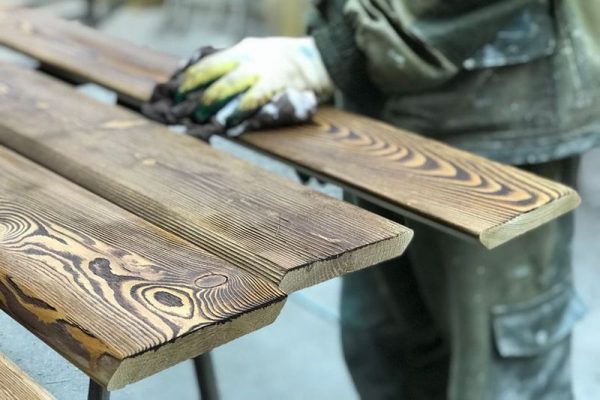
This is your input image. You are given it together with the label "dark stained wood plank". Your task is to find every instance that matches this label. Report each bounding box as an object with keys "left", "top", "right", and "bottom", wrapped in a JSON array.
[
  {"left": 0, "top": 353, "right": 54, "bottom": 400},
  {"left": 0, "top": 8, "right": 580, "bottom": 248},
  {"left": 0, "top": 146, "right": 285, "bottom": 389},
  {"left": 0, "top": 65, "right": 411, "bottom": 292}
]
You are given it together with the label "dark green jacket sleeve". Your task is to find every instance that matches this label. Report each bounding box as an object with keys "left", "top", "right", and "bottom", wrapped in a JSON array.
[{"left": 309, "top": 0, "right": 536, "bottom": 96}]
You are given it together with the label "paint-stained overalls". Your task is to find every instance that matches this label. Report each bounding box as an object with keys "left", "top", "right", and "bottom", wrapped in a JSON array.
[{"left": 308, "top": 1, "right": 600, "bottom": 398}]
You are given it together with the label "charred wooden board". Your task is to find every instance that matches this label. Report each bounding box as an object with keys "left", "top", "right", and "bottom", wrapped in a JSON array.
[
  {"left": 0, "top": 8, "right": 580, "bottom": 248},
  {"left": 0, "top": 353, "right": 54, "bottom": 399},
  {"left": 0, "top": 65, "right": 411, "bottom": 292},
  {"left": 0, "top": 146, "right": 285, "bottom": 389}
]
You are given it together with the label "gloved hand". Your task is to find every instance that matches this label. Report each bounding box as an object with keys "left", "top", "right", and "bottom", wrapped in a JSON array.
[{"left": 178, "top": 36, "right": 334, "bottom": 118}]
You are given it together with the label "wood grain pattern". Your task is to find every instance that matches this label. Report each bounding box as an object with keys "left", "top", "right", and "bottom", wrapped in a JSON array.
[
  {"left": 0, "top": 8, "right": 580, "bottom": 248},
  {"left": 243, "top": 110, "right": 581, "bottom": 248},
  {"left": 0, "top": 146, "right": 285, "bottom": 389},
  {"left": 0, "top": 65, "right": 410, "bottom": 292},
  {"left": 0, "top": 353, "right": 54, "bottom": 400}
]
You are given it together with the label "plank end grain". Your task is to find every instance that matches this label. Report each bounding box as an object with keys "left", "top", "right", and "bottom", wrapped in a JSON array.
[
  {"left": 480, "top": 190, "right": 581, "bottom": 249},
  {"left": 280, "top": 228, "right": 413, "bottom": 293},
  {"left": 0, "top": 353, "right": 54, "bottom": 400}
]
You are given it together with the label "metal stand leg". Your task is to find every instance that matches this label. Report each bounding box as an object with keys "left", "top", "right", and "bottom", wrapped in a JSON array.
[
  {"left": 193, "top": 352, "right": 220, "bottom": 400},
  {"left": 83, "top": 0, "right": 96, "bottom": 26},
  {"left": 81, "top": 0, "right": 126, "bottom": 27},
  {"left": 88, "top": 379, "right": 110, "bottom": 400}
]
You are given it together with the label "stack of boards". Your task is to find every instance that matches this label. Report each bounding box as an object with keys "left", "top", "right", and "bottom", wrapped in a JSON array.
[{"left": 0, "top": 6, "right": 580, "bottom": 392}]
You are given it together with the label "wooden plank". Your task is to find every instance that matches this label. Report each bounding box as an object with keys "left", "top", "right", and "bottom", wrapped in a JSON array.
[
  {"left": 0, "top": 353, "right": 54, "bottom": 400},
  {"left": 0, "top": 8, "right": 580, "bottom": 248},
  {"left": 0, "top": 65, "right": 411, "bottom": 292},
  {"left": 243, "top": 110, "right": 581, "bottom": 248},
  {"left": 0, "top": 145, "right": 285, "bottom": 389},
  {"left": 0, "top": 7, "right": 179, "bottom": 103}
]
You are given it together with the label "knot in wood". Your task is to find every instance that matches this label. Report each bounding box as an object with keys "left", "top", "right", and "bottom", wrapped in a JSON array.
[{"left": 194, "top": 274, "right": 228, "bottom": 288}]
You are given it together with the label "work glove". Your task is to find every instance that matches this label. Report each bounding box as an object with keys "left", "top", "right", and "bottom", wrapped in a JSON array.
[
  {"left": 177, "top": 37, "right": 334, "bottom": 135},
  {"left": 141, "top": 42, "right": 331, "bottom": 184}
]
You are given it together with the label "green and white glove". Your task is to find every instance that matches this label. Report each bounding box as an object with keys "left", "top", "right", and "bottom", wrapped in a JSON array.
[{"left": 178, "top": 37, "right": 334, "bottom": 115}]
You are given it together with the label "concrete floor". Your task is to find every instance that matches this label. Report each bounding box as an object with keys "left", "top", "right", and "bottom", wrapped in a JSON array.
[{"left": 0, "top": 2, "right": 599, "bottom": 399}]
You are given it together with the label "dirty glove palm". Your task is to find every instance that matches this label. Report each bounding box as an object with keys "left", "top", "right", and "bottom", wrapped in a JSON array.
[{"left": 179, "top": 37, "right": 334, "bottom": 113}]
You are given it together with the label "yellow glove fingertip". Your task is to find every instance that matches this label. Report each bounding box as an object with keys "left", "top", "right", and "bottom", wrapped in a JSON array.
[
  {"left": 238, "top": 97, "right": 258, "bottom": 112},
  {"left": 180, "top": 59, "right": 240, "bottom": 93},
  {"left": 179, "top": 78, "right": 196, "bottom": 93},
  {"left": 203, "top": 74, "right": 260, "bottom": 106},
  {"left": 202, "top": 91, "right": 219, "bottom": 106},
  {"left": 202, "top": 85, "right": 226, "bottom": 105}
]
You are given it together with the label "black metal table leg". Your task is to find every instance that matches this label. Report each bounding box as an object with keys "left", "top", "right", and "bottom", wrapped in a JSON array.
[
  {"left": 193, "top": 352, "right": 220, "bottom": 400},
  {"left": 83, "top": 0, "right": 96, "bottom": 25},
  {"left": 88, "top": 379, "right": 110, "bottom": 400}
]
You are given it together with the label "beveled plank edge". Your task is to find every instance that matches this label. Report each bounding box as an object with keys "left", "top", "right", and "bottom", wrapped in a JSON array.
[
  {"left": 480, "top": 191, "right": 581, "bottom": 249},
  {"left": 0, "top": 352, "right": 55, "bottom": 400},
  {"left": 280, "top": 228, "right": 413, "bottom": 293},
  {"left": 107, "top": 295, "right": 286, "bottom": 390}
]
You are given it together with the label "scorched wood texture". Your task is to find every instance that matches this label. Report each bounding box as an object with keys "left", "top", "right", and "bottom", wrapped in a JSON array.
[{"left": 0, "top": 146, "right": 285, "bottom": 389}]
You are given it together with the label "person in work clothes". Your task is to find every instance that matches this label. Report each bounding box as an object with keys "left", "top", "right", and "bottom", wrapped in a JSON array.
[{"left": 176, "top": 1, "right": 599, "bottom": 399}]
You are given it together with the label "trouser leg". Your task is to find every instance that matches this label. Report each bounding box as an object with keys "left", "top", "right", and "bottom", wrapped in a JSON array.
[
  {"left": 341, "top": 156, "right": 585, "bottom": 400},
  {"left": 407, "top": 198, "right": 582, "bottom": 400},
  {"left": 341, "top": 193, "right": 449, "bottom": 400}
]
